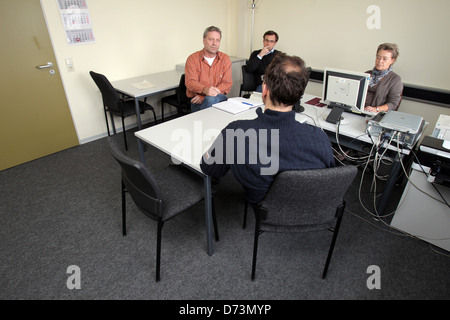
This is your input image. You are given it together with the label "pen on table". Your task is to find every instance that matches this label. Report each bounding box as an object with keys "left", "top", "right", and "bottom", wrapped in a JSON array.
[{"left": 241, "top": 101, "right": 253, "bottom": 106}]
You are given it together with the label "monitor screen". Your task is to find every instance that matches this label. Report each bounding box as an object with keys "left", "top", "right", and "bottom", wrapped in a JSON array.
[{"left": 322, "top": 68, "right": 370, "bottom": 113}]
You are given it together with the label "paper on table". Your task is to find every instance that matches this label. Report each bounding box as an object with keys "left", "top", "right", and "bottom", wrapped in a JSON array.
[
  {"left": 213, "top": 97, "right": 263, "bottom": 114},
  {"left": 132, "top": 79, "right": 157, "bottom": 90}
]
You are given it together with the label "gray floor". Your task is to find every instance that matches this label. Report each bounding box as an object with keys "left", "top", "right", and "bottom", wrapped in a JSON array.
[{"left": 1, "top": 131, "right": 449, "bottom": 301}]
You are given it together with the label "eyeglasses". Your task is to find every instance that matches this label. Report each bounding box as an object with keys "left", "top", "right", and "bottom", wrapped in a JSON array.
[{"left": 264, "top": 39, "right": 277, "bottom": 43}]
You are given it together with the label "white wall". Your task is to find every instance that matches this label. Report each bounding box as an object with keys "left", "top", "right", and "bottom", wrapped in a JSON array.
[
  {"left": 248, "top": 0, "right": 450, "bottom": 136},
  {"left": 41, "top": 0, "right": 449, "bottom": 143},
  {"left": 40, "top": 0, "right": 244, "bottom": 143}
]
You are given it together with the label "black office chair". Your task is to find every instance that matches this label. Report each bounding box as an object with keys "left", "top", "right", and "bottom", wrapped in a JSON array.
[
  {"left": 160, "top": 74, "right": 191, "bottom": 122},
  {"left": 239, "top": 64, "right": 258, "bottom": 98},
  {"left": 90, "top": 71, "right": 157, "bottom": 150},
  {"left": 106, "top": 137, "right": 219, "bottom": 281},
  {"left": 244, "top": 165, "right": 357, "bottom": 280}
]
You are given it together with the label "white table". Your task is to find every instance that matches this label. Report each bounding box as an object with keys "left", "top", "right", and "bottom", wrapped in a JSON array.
[
  {"left": 112, "top": 70, "right": 184, "bottom": 129},
  {"left": 135, "top": 93, "right": 425, "bottom": 255},
  {"left": 134, "top": 94, "right": 370, "bottom": 256}
]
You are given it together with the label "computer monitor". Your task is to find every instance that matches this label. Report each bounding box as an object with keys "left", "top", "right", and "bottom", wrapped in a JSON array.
[{"left": 322, "top": 68, "right": 370, "bottom": 124}]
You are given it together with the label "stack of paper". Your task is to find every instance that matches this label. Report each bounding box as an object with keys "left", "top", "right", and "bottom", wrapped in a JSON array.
[
  {"left": 132, "top": 79, "right": 157, "bottom": 90},
  {"left": 213, "top": 97, "right": 263, "bottom": 114}
]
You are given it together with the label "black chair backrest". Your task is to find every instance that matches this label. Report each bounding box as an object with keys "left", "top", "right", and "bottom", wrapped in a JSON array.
[
  {"left": 107, "top": 137, "right": 163, "bottom": 219},
  {"left": 241, "top": 65, "right": 257, "bottom": 92},
  {"left": 260, "top": 166, "right": 357, "bottom": 230},
  {"left": 90, "top": 71, "right": 122, "bottom": 112},
  {"left": 178, "top": 74, "right": 190, "bottom": 104}
]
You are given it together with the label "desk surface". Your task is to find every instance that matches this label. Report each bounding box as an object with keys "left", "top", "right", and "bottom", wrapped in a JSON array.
[
  {"left": 112, "top": 69, "right": 183, "bottom": 99},
  {"left": 135, "top": 93, "right": 421, "bottom": 169},
  {"left": 134, "top": 93, "right": 373, "bottom": 171},
  {"left": 135, "top": 105, "right": 258, "bottom": 173},
  {"left": 299, "top": 94, "right": 371, "bottom": 142},
  {"left": 298, "top": 94, "right": 424, "bottom": 154}
]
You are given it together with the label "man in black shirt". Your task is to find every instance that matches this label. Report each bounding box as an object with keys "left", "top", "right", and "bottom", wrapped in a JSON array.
[{"left": 246, "top": 30, "right": 280, "bottom": 92}]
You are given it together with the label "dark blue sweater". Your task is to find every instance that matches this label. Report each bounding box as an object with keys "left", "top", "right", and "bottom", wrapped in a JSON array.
[{"left": 200, "top": 108, "right": 335, "bottom": 204}]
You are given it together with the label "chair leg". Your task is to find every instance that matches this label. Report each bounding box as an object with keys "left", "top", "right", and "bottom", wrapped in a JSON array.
[
  {"left": 109, "top": 112, "right": 117, "bottom": 135},
  {"left": 243, "top": 199, "right": 248, "bottom": 229},
  {"left": 152, "top": 109, "right": 158, "bottom": 125},
  {"left": 212, "top": 197, "right": 219, "bottom": 242},
  {"left": 251, "top": 220, "right": 260, "bottom": 281},
  {"left": 322, "top": 203, "right": 345, "bottom": 279},
  {"left": 156, "top": 219, "right": 164, "bottom": 282},
  {"left": 121, "top": 115, "right": 128, "bottom": 151},
  {"left": 161, "top": 101, "right": 165, "bottom": 122},
  {"left": 144, "top": 97, "right": 157, "bottom": 125},
  {"left": 121, "top": 180, "right": 127, "bottom": 236},
  {"left": 104, "top": 109, "right": 111, "bottom": 136}
]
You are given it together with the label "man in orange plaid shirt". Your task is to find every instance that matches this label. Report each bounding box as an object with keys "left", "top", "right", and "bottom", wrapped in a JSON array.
[{"left": 185, "top": 26, "right": 233, "bottom": 112}]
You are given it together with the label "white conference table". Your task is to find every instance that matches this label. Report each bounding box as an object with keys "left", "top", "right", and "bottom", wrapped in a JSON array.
[
  {"left": 133, "top": 93, "right": 371, "bottom": 256},
  {"left": 134, "top": 93, "right": 422, "bottom": 255},
  {"left": 111, "top": 69, "right": 184, "bottom": 129}
]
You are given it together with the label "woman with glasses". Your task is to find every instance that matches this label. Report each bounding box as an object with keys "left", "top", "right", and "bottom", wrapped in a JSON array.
[{"left": 364, "top": 43, "right": 403, "bottom": 113}]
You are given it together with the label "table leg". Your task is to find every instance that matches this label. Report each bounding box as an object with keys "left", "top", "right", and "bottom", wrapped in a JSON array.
[
  {"left": 204, "top": 175, "right": 213, "bottom": 256},
  {"left": 134, "top": 98, "right": 142, "bottom": 130}
]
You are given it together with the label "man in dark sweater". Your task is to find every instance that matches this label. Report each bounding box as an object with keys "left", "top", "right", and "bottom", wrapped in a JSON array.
[
  {"left": 246, "top": 30, "right": 280, "bottom": 92},
  {"left": 200, "top": 53, "right": 335, "bottom": 204}
]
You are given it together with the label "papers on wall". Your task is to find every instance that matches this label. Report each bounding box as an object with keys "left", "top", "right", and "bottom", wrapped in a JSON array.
[
  {"left": 57, "top": 0, "right": 96, "bottom": 45},
  {"left": 131, "top": 80, "right": 157, "bottom": 90},
  {"left": 213, "top": 97, "right": 263, "bottom": 114}
]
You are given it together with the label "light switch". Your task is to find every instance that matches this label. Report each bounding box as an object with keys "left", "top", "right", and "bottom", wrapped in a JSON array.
[{"left": 65, "top": 57, "right": 74, "bottom": 72}]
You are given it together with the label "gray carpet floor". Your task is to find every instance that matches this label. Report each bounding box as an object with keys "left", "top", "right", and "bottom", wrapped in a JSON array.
[{"left": 1, "top": 130, "right": 449, "bottom": 301}]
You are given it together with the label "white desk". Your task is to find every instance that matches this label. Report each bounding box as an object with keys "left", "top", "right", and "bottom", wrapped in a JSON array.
[
  {"left": 391, "top": 162, "right": 450, "bottom": 252},
  {"left": 134, "top": 94, "right": 424, "bottom": 255},
  {"left": 298, "top": 94, "right": 414, "bottom": 152},
  {"left": 112, "top": 70, "right": 184, "bottom": 129},
  {"left": 299, "top": 94, "right": 427, "bottom": 214},
  {"left": 135, "top": 106, "right": 258, "bottom": 256},
  {"left": 133, "top": 95, "right": 371, "bottom": 256}
]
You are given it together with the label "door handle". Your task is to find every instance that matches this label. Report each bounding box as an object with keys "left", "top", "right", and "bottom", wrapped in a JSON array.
[{"left": 36, "top": 62, "right": 53, "bottom": 69}]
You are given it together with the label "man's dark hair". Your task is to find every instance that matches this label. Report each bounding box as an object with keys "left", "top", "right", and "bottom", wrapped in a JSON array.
[
  {"left": 263, "top": 30, "right": 279, "bottom": 42},
  {"left": 264, "top": 52, "right": 309, "bottom": 107}
]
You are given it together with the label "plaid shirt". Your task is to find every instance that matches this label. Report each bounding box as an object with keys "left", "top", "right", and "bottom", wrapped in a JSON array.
[{"left": 185, "top": 49, "right": 233, "bottom": 102}]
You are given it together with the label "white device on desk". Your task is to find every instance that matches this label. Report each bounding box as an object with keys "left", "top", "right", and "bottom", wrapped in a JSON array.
[{"left": 365, "top": 110, "right": 424, "bottom": 148}]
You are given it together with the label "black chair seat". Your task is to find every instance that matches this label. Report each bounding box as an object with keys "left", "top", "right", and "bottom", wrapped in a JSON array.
[{"left": 152, "top": 165, "right": 205, "bottom": 221}]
